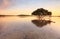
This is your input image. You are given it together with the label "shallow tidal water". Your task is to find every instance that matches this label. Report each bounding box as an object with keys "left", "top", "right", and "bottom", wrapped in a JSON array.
[{"left": 0, "top": 16, "right": 60, "bottom": 39}]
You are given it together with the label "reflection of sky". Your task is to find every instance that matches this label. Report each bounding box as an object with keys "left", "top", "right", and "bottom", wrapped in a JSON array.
[
  {"left": 0, "top": 17, "right": 60, "bottom": 39},
  {"left": 0, "top": 0, "right": 60, "bottom": 16}
]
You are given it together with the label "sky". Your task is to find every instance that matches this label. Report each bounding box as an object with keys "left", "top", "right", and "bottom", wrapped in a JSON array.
[{"left": 0, "top": 0, "right": 60, "bottom": 16}]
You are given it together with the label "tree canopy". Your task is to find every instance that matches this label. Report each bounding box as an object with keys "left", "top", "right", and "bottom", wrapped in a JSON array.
[{"left": 32, "top": 8, "right": 52, "bottom": 16}]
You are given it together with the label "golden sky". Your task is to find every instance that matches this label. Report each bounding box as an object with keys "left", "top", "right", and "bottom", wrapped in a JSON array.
[{"left": 0, "top": 0, "right": 60, "bottom": 16}]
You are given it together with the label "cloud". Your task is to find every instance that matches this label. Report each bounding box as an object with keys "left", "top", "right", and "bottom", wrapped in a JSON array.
[{"left": 0, "top": 0, "right": 14, "bottom": 9}]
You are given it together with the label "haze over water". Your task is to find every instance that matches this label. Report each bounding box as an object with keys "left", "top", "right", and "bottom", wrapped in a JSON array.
[
  {"left": 0, "top": 16, "right": 60, "bottom": 39},
  {"left": 0, "top": 0, "right": 60, "bottom": 39}
]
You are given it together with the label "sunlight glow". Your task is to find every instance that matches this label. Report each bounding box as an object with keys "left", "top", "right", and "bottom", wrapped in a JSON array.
[{"left": 0, "top": 0, "right": 60, "bottom": 16}]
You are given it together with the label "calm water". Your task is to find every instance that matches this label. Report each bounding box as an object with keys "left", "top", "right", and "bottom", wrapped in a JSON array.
[{"left": 0, "top": 16, "right": 60, "bottom": 39}]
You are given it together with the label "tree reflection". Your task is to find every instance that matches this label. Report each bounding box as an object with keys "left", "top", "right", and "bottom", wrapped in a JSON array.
[{"left": 31, "top": 19, "right": 54, "bottom": 27}]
